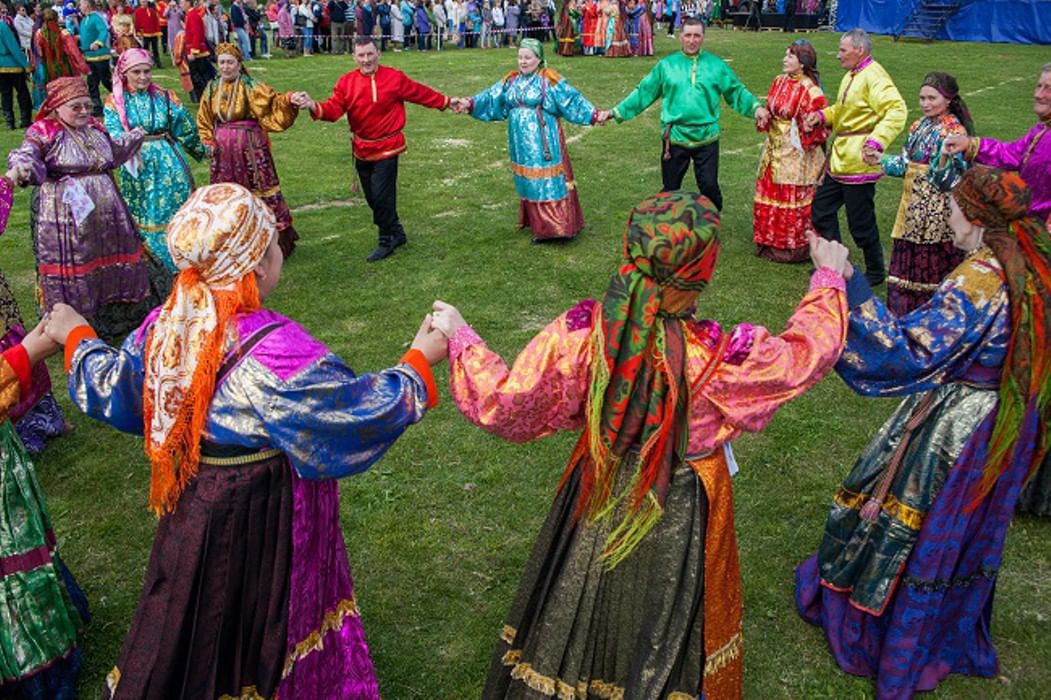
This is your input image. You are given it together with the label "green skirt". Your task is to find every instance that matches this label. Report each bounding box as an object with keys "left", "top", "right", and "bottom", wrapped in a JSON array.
[
  {"left": 0, "top": 420, "right": 86, "bottom": 685},
  {"left": 483, "top": 457, "right": 709, "bottom": 699}
]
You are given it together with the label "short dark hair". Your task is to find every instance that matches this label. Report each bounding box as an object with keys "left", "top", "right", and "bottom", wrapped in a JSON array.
[
  {"left": 354, "top": 36, "right": 377, "bottom": 50},
  {"left": 682, "top": 16, "right": 705, "bottom": 30}
]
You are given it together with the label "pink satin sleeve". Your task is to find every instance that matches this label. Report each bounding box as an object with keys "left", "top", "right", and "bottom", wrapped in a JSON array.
[
  {"left": 688, "top": 284, "right": 847, "bottom": 449},
  {"left": 448, "top": 311, "right": 593, "bottom": 444}
]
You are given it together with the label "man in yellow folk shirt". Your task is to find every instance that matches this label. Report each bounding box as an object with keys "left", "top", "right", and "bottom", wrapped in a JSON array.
[{"left": 806, "top": 28, "right": 906, "bottom": 286}]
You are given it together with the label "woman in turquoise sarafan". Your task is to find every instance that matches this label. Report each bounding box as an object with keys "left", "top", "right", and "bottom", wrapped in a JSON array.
[
  {"left": 465, "top": 38, "right": 599, "bottom": 242},
  {"left": 104, "top": 48, "right": 206, "bottom": 272}
]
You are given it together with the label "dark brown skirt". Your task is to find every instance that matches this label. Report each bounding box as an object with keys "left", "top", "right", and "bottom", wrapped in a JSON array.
[
  {"left": 483, "top": 459, "right": 708, "bottom": 699},
  {"left": 102, "top": 452, "right": 292, "bottom": 700}
]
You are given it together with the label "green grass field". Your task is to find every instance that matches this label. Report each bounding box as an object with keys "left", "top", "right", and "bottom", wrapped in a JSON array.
[{"left": 1, "top": 28, "right": 1049, "bottom": 699}]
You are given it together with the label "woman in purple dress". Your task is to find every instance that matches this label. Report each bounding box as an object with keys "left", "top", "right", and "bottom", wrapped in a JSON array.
[{"left": 7, "top": 77, "right": 166, "bottom": 345}]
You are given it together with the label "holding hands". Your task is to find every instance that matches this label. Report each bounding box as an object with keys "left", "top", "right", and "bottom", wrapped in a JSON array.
[
  {"left": 43, "top": 303, "right": 89, "bottom": 347},
  {"left": 754, "top": 106, "right": 771, "bottom": 130},
  {"left": 21, "top": 316, "right": 61, "bottom": 365},
  {"left": 411, "top": 314, "right": 449, "bottom": 366},
  {"left": 449, "top": 97, "right": 471, "bottom": 114},
  {"left": 430, "top": 300, "right": 466, "bottom": 338},
  {"left": 861, "top": 144, "right": 882, "bottom": 166},
  {"left": 802, "top": 111, "right": 823, "bottom": 132},
  {"left": 290, "top": 91, "right": 316, "bottom": 113},
  {"left": 942, "top": 133, "right": 972, "bottom": 157},
  {"left": 807, "top": 232, "right": 853, "bottom": 280},
  {"left": 594, "top": 110, "right": 614, "bottom": 125},
  {"left": 5, "top": 163, "right": 29, "bottom": 186}
]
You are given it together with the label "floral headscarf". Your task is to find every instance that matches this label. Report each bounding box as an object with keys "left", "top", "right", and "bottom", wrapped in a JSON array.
[
  {"left": 561, "top": 191, "right": 721, "bottom": 566},
  {"left": 953, "top": 166, "right": 1051, "bottom": 506},
  {"left": 143, "top": 183, "right": 276, "bottom": 514}
]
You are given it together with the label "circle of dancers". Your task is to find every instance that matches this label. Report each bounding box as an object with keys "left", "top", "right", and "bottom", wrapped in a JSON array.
[{"left": 0, "top": 18, "right": 1049, "bottom": 700}]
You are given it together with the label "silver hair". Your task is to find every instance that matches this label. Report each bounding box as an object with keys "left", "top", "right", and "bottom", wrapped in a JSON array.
[
  {"left": 1043, "top": 62, "right": 1051, "bottom": 75},
  {"left": 842, "top": 28, "right": 872, "bottom": 54}
]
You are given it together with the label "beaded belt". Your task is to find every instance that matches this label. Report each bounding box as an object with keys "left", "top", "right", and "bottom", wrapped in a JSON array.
[{"left": 198, "top": 447, "right": 283, "bottom": 466}]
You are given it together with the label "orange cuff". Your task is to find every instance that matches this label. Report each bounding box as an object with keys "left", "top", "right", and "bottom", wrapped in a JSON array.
[
  {"left": 64, "top": 325, "right": 98, "bottom": 372},
  {"left": 400, "top": 348, "right": 439, "bottom": 409},
  {"left": 2, "top": 344, "right": 31, "bottom": 400}
]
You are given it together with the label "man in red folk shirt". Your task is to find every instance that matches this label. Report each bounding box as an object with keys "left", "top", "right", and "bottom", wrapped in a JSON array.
[
  {"left": 180, "top": 0, "right": 215, "bottom": 102},
  {"left": 292, "top": 36, "right": 453, "bottom": 262},
  {"left": 134, "top": 0, "right": 165, "bottom": 67}
]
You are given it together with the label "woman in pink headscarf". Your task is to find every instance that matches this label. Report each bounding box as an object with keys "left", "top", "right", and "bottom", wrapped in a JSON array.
[{"left": 104, "top": 48, "right": 207, "bottom": 272}]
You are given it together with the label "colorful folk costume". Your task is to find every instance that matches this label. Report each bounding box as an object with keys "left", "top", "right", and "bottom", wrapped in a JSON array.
[
  {"left": 105, "top": 49, "right": 207, "bottom": 272},
  {"left": 446, "top": 192, "right": 848, "bottom": 699},
  {"left": 603, "top": 0, "right": 632, "bottom": 57},
  {"left": 626, "top": 1, "right": 653, "bottom": 56},
  {"left": 308, "top": 60, "right": 450, "bottom": 262},
  {"left": 581, "top": 0, "right": 599, "bottom": 54},
  {"left": 31, "top": 9, "right": 87, "bottom": 108},
  {"left": 752, "top": 41, "right": 828, "bottom": 263},
  {"left": 8, "top": 77, "right": 165, "bottom": 346},
  {"left": 0, "top": 176, "right": 87, "bottom": 699},
  {"left": 197, "top": 43, "right": 300, "bottom": 258},
  {"left": 469, "top": 40, "right": 597, "bottom": 242},
  {"left": 812, "top": 53, "right": 907, "bottom": 285},
  {"left": 66, "top": 183, "right": 438, "bottom": 700},
  {"left": 795, "top": 167, "right": 1051, "bottom": 699},
  {"left": 0, "top": 178, "right": 66, "bottom": 454},
  {"left": 556, "top": 2, "right": 579, "bottom": 56},
  {"left": 613, "top": 48, "right": 762, "bottom": 211},
  {"left": 962, "top": 109, "right": 1051, "bottom": 517},
  {"left": 880, "top": 73, "right": 973, "bottom": 315}
]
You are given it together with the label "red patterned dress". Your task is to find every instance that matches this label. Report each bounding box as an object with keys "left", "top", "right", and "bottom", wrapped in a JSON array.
[{"left": 752, "top": 73, "right": 828, "bottom": 263}]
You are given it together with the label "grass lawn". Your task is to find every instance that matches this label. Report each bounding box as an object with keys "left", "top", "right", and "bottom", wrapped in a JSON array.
[{"left": 1, "top": 28, "right": 1049, "bottom": 699}]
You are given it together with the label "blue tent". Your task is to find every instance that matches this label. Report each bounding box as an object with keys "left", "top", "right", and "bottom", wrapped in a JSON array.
[{"left": 835, "top": 0, "right": 1051, "bottom": 45}]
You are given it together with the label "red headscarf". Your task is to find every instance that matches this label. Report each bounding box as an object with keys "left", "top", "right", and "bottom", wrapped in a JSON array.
[{"left": 34, "top": 76, "right": 89, "bottom": 122}]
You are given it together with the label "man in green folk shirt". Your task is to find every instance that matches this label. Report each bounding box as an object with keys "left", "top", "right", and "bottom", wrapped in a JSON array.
[{"left": 599, "top": 17, "right": 769, "bottom": 211}]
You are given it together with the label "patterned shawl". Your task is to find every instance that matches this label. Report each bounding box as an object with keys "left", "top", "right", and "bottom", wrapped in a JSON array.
[
  {"left": 953, "top": 166, "right": 1051, "bottom": 506},
  {"left": 561, "top": 191, "right": 721, "bottom": 567},
  {"left": 143, "top": 183, "right": 276, "bottom": 514}
]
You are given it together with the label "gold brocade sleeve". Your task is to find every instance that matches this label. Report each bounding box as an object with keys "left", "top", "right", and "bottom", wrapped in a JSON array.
[
  {"left": 248, "top": 81, "right": 299, "bottom": 134},
  {"left": 196, "top": 83, "right": 217, "bottom": 145}
]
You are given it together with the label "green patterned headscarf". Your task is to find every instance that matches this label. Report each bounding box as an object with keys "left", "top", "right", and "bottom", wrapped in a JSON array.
[
  {"left": 519, "top": 38, "right": 546, "bottom": 68},
  {"left": 562, "top": 191, "right": 721, "bottom": 567}
]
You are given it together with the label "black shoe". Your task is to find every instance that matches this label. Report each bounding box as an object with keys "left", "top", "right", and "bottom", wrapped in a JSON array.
[
  {"left": 366, "top": 245, "right": 395, "bottom": 262},
  {"left": 865, "top": 270, "right": 886, "bottom": 286},
  {"left": 391, "top": 232, "right": 407, "bottom": 249}
]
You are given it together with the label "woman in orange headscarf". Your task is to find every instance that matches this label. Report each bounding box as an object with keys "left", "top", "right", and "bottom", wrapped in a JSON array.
[{"left": 46, "top": 182, "right": 447, "bottom": 699}]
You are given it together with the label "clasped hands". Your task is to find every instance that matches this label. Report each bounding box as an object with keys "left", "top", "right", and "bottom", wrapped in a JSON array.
[
  {"left": 807, "top": 232, "right": 853, "bottom": 280},
  {"left": 409, "top": 301, "right": 469, "bottom": 366},
  {"left": 289, "top": 91, "right": 317, "bottom": 112},
  {"left": 17, "top": 304, "right": 89, "bottom": 366}
]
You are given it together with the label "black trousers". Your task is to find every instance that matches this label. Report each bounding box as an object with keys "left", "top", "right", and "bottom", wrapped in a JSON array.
[
  {"left": 811, "top": 177, "right": 885, "bottom": 279},
  {"left": 784, "top": 3, "right": 796, "bottom": 31},
  {"left": 661, "top": 141, "right": 722, "bottom": 211},
  {"left": 355, "top": 156, "right": 406, "bottom": 246},
  {"left": 86, "top": 59, "right": 113, "bottom": 116},
  {"left": 188, "top": 56, "right": 215, "bottom": 102},
  {"left": 142, "top": 35, "right": 164, "bottom": 66},
  {"left": 0, "top": 72, "right": 32, "bottom": 128}
]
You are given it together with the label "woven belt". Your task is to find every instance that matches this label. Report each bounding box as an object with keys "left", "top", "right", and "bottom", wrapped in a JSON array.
[
  {"left": 198, "top": 447, "right": 283, "bottom": 466},
  {"left": 141, "top": 133, "right": 171, "bottom": 142},
  {"left": 834, "top": 129, "right": 873, "bottom": 138}
]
